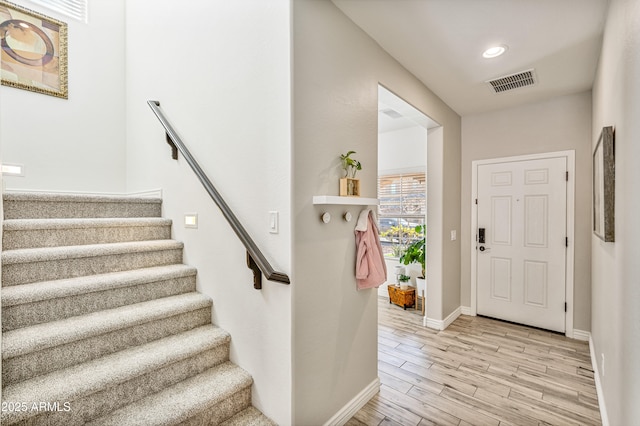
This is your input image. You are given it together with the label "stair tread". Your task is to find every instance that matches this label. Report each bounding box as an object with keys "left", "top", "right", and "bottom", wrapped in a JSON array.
[
  {"left": 87, "top": 361, "right": 252, "bottom": 426},
  {"left": 2, "top": 264, "right": 197, "bottom": 307},
  {"left": 3, "top": 192, "right": 162, "bottom": 204},
  {"left": 3, "top": 292, "right": 212, "bottom": 359},
  {"left": 1, "top": 326, "right": 231, "bottom": 423},
  {"left": 3, "top": 192, "right": 162, "bottom": 220},
  {"left": 1, "top": 192, "right": 260, "bottom": 426},
  {"left": 221, "top": 406, "right": 277, "bottom": 426},
  {"left": 3, "top": 217, "right": 172, "bottom": 231},
  {"left": 1, "top": 239, "right": 183, "bottom": 265}
]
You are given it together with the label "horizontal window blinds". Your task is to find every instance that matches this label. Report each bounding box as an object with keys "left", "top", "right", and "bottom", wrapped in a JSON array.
[
  {"left": 30, "top": 0, "right": 87, "bottom": 22},
  {"left": 378, "top": 172, "right": 426, "bottom": 217}
]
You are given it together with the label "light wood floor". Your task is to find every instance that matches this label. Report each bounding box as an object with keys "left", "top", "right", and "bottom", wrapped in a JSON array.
[{"left": 347, "top": 298, "right": 601, "bottom": 426}]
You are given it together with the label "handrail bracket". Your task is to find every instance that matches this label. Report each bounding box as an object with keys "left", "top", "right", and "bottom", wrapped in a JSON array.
[
  {"left": 166, "top": 133, "right": 178, "bottom": 160},
  {"left": 247, "top": 252, "right": 262, "bottom": 290},
  {"left": 147, "top": 99, "right": 290, "bottom": 289}
]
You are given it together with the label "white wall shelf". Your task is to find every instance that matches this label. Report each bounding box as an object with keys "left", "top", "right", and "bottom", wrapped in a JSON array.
[{"left": 312, "top": 195, "right": 379, "bottom": 206}]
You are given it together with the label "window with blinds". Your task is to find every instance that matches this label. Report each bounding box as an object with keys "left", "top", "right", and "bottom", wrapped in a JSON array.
[
  {"left": 377, "top": 172, "right": 426, "bottom": 257},
  {"left": 30, "top": 0, "right": 87, "bottom": 22}
]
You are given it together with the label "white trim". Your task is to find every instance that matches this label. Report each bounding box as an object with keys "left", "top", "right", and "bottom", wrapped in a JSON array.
[
  {"left": 572, "top": 329, "right": 590, "bottom": 342},
  {"left": 470, "top": 150, "right": 575, "bottom": 336},
  {"left": 425, "top": 317, "right": 439, "bottom": 329},
  {"left": 460, "top": 306, "right": 473, "bottom": 316},
  {"left": 126, "top": 189, "right": 163, "bottom": 198},
  {"left": 4, "top": 188, "right": 163, "bottom": 198},
  {"left": 565, "top": 152, "right": 576, "bottom": 336},
  {"left": 443, "top": 307, "right": 461, "bottom": 328},
  {"left": 324, "top": 377, "right": 380, "bottom": 426},
  {"left": 589, "top": 334, "right": 609, "bottom": 426},
  {"left": 426, "top": 307, "right": 461, "bottom": 330}
]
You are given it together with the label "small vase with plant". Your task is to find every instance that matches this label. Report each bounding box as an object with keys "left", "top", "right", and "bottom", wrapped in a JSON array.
[
  {"left": 398, "top": 274, "right": 411, "bottom": 290},
  {"left": 339, "top": 151, "right": 362, "bottom": 196},
  {"left": 340, "top": 150, "right": 362, "bottom": 178}
]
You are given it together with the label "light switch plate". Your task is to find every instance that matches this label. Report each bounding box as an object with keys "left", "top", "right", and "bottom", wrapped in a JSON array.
[
  {"left": 269, "top": 211, "right": 279, "bottom": 234},
  {"left": 451, "top": 230, "right": 457, "bottom": 241}
]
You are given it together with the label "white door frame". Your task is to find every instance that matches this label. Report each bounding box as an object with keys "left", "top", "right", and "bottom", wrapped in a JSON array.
[{"left": 470, "top": 150, "right": 576, "bottom": 337}]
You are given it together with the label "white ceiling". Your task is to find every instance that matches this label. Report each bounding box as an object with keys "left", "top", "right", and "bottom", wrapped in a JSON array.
[
  {"left": 379, "top": 85, "right": 440, "bottom": 133},
  {"left": 333, "top": 0, "right": 609, "bottom": 117}
]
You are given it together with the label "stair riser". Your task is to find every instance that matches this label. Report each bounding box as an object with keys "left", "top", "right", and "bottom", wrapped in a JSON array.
[
  {"left": 2, "top": 249, "right": 183, "bottom": 286},
  {"left": 3, "top": 225, "right": 172, "bottom": 250},
  {"left": 1, "top": 345, "right": 231, "bottom": 425},
  {"left": 3, "top": 307, "right": 216, "bottom": 386},
  {"left": 2, "top": 275, "right": 197, "bottom": 331},
  {"left": 1, "top": 193, "right": 264, "bottom": 426},
  {"left": 183, "top": 388, "right": 252, "bottom": 426},
  {"left": 220, "top": 406, "right": 277, "bottom": 426},
  {"left": 3, "top": 200, "right": 161, "bottom": 220}
]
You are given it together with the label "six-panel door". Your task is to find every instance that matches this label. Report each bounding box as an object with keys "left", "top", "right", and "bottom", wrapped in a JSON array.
[{"left": 477, "top": 157, "right": 567, "bottom": 332}]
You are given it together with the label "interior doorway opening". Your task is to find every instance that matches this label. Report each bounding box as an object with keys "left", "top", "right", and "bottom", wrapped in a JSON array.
[{"left": 377, "top": 84, "right": 438, "bottom": 320}]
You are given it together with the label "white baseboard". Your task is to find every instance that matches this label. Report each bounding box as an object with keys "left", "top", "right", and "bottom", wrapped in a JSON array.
[
  {"left": 425, "top": 317, "right": 438, "bottom": 329},
  {"left": 443, "top": 307, "right": 462, "bottom": 329},
  {"left": 460, "top": 306, "right": 473, "bottom": 316},
  {"left": 126, "top": 189, "right": 163, "bottom": 198},
  {"left": 425, "top": 307, "right": 461, "bottom": 331},
  {"left": 589, "top": 333, "right": 609, "bottom": 426},
  {"left": 4, "top": 188, "right": 163, "bottom": 198},
  {"left": 571, "top": 329, "right": 590, "bottom": 342},
  {"left": 324, "top": 377, "right": 380, "bottom": 426}
]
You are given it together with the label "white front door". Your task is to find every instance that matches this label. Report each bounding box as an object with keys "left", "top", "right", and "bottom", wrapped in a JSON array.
[{"left": 476, "top": 157, "right": 567, "bottom": 332}]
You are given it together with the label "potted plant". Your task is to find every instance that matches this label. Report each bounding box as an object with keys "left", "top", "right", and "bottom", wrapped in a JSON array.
[
  {"left": 400, "top": 225, "right": 426, "bottom": 305},
  {"left": 340, "top": 150, "right": 362, "bottom": 178},
  {"left": 398, "top": 274, "right": 411, "bottom": 290},
  {"left": 339, "top": 151, "right": 362, "bottom": 196},
  {"left": 400, "top": 225, "right": 425, "bottom": 278}
]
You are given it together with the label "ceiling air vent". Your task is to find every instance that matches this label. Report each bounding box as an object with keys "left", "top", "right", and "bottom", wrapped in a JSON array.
[
  {"left": 486, "top": 69, "right": 537, "bottom": 94},
  {"left": 381, "top": 108, "right": 403, "bottom": 119}
]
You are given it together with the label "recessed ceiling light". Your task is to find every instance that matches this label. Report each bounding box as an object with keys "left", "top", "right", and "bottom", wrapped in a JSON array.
[{"left": 483, "top": 45, "right": 508, "bottom": 59}]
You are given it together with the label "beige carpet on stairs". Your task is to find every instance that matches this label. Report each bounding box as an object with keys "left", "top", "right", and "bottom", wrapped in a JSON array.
[{"left": 1, "top": 191, "right": 275, "bottom": 426}]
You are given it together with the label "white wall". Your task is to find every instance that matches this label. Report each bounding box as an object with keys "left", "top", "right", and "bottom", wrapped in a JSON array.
[
  {"left": 426, "top": 126, "right": 445, "bottom": 321},
  {"left": 591, "top": 0, "right": 640, "bottom": 423},
  {"left": 124, "top": 1, "right": 292, "bottom": 424},
  {"left": 461, "top": 92, "right": 593, "bottom": 331},
  {"left": 0, "top": 0, "right": 126, "bottom": 193},
  {"left": 292, "top": 1, "right": 461, "bottom": 424},
  {"left": 378, "top": 125, "right": 426, "bottom": 298},
  {"left": 379, "top": 125, "right": 427, "bottom": 174}
]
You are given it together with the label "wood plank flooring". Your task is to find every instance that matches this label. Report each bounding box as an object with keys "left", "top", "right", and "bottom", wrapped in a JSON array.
[{"left": 347, "top": 298, "right": 601, "bottom": 426}]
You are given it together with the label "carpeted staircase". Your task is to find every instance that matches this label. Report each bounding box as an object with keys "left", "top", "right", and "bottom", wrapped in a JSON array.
[{"left": 1, "top": 192, "right": 275, "bottom": 425}]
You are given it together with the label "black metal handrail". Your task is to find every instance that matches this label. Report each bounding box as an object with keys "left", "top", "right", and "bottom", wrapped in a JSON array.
[{"left": 147, "top": 100, "right": 290, "bottom": 289}]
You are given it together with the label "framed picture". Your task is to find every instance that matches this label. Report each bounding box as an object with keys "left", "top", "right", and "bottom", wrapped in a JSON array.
[
  {"left": 593, "top": 126, "right": 615, "bottom": 242},
  {"left": 0, "top": 0, "right": 67, "bottom": 98}
]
